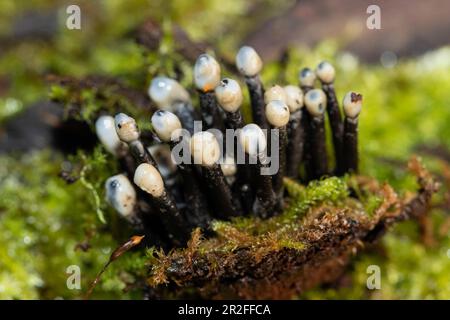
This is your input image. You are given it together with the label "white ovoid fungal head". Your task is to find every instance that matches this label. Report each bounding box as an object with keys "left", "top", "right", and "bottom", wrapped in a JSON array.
[
  {"left": 151, "top": 110, "right": 182, "bottom": 142},
  {"left": 304, "top": 89, "right": 327, "bottom": 117},
  {"left": 114, "top": 113, "right": 140, "bottom": 142},
  {"left": 220, "top": 155, "right": 237, "bottom": 177},
  {"left": 215, "top": 78, "right": 243, "bottom": 113},
  {"left": 190, "top": 131, "right": 221, "bottom": 167},
  {"left": 133, "top": 163, "right": 165, "bottom": 198},
  {"left": 316, "top": 61, "right": 335, "bottom": 84},
  {"left": 194, "top": 54, "right": 221, "bottom": 92},
  {"left": 264, "top": 85, "right": 287, "bottom": 104},
  {"left": 239, "top": 123, "right": 267, "bottom": 156},
  {"left": 95, "top": 115, "right": 122, "bottom": 155},
  {"left": 299, "top": 67, "right": 316, "bottom": 87},
  {"left": 343, "top": 91, "right": 363, "bottom": 118},
  {"left": 265, "top": 100, "right": 290, "bottom": 128},
  {"left": 148, "top": 76, "right": 190, "bottom": 110},
  {"left": 105, "top": 174, "right": 136, "bottom": 218},
  {"left": 283, "top": 85, "right": 304, "bottom": 112},
  {"left": 236, "top": 46, "right": 263, "bottom": 77}
]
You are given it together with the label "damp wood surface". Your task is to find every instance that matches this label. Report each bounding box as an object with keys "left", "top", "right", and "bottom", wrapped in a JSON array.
[{"left": 146, "top": 158, "right": 440, "bottom": 299}]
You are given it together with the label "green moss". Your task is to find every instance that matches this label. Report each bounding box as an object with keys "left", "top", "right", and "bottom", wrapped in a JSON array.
[
  {"left": 1, "top": 0, "right": 450, "bottom": 299},
  {"left": 284, "top": 177, "right": 349, "bottom": 220}
]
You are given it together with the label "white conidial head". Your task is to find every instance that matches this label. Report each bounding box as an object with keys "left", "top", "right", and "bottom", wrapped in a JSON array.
[
  {"left": 299, "top": 67, "right": 316, "bottom": 87},
  {"left": 134, "top": 163, "right": 164, "bottom": 198},
  {"left": 343, "top": 91, "right": 363, "bottom": 118},
  {"left": 239, "top": 123, "right": 267, "bottom": 156},
  {"left": 265, "top": 100, "right": 290, "bottom": 127},
  {"left": 283, "top": 85, "right": 304, "bottom": 112},
  {"left": 221, "top": 155, "right": 237, "bottom": 176},
  {"left": 95, "top": 115, "right": 122, "bottom": 155},
  {"left": 236, "top": 46, "right": 263, "bottom": 77},
  {"left": 148, "top": 76, "right": 190, "bottom": 110},
  {"left": 194, "top": 54, "right": 221, "bottom": 92},
  {"left": 215, "top": 78, "right": 243, "bottom": 113},
  {"left": 316, "top": 61, "right": 335, "bottom": 84},
  {"left": 190, "top": 131, "right": 221, "bottom": 167},
  {"left": 105, "top": 174, "right": 136, "bottom": 218},
  {"left": 151, "top": 110, "right": 182, "bottom": 142},
  {"left": 114, "top": 113, "right": 140, "bottom": 142},
  {"left": 305, "top": 89, "right": 327, "bottom": 117},
  {"left": 264, "top": 85, "right": 287, "bottom": 104}
]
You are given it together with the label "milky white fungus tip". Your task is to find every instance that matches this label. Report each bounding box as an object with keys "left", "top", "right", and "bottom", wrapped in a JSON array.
[
  {"left": 148, "top": 76, "right": 190, "bottom": 110},
  {"left": 265, "top": 100, "right": 290, "bottom": 127},
  {"left": 239, "top": 123, "right": 267, "bottom": 156},
  {"left": 151, "top": 110, "right": 182, "bottom": 142},
  {"left": 304, "top": 89, "right": 327, "bottom": 117},
  {"left": 299, "top": 67, "right": 316, "bottom": 87},
  {"left": 215, "top": 78, "right": 243, "bottom": 113},
  {"left": 190, "top": 131, "right": 221, "bottom": 167},
  {"left": 236, "top": 46, "right": 263, "bottom": 77},
  {"left": 105, "top": 174, "right": 136, "bottom": 218},
  {"left": 316, "top": 61, "right": 335, "bottom": 84},
  {"left": 194, "top": 54, "right": 221, "bottom": 92},
  {"left": 221, "top": 155, "right": 237, "bottom": 177},
  {"left": 133, "top": 163, "right": 165, "bottom": 198},
  {"left": 95, "top": 115, "right": 122, "bottom": 155},
  {"left": 343, "top": 91, "right": 363, "bottom": 118},
  {"left": 264, "top": 85, "right": 287, "bottom": 104},
  {"left": 283, "top": 85, "right": 304, "bottom": 112},
  {"left": 114, "top": 113, "right": 140, "bottom": 142}
]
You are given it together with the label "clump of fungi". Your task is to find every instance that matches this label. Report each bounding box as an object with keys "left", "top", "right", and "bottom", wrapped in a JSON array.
[{"left": 93, "top": 47, "right": 439, "bottom": 299}]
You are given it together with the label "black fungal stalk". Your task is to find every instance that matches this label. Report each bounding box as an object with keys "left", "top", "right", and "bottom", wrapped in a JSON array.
[
  {"left": 151, "top": 110, "right": 211, "bottom": 229},
  {"left": 316, "top": 61, "right": 344, "bottom": 175},
  {"left": 305, "top": 89, "right": 329, "bottom": 179},
  {"left": 240, "top": 124, "right": 277, "bottom": 218},
  {"left": 343, "top": 91, "right": 363, "bottom": 174},
  {"left": 284, "top": 85, "right": 304, "bottom": 178},
  {"left": 134, "top": 163, "right": 190, "bottom": 246},
  {"left": 236, "top": 46, "right": 268, "bottom": 129},
  {"left": 190, "top": 131, "right": 242, "bottom": 219},
  {"left": 299, "top": 67, "right": 316, "bottom": 181},
  {"left": 265, "top": 100, "right": 290, "bottom": 204}
]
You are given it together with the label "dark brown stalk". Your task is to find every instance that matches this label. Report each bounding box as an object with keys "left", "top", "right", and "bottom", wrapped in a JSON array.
[
  {"left": 168, "top": 139, "right": 211, "bottom": 229},
  {"left": 286, "top": 110, "right": 304, "bottom": 178},
  {"left": 199, "top": 91, "right": 225, "bottom": 131},
  {"left": 310, "top": 116, "right": 328, "bottom": 179},
  {"left": 343, "top": 117, "right": 358, "bottom": 174},
  {"left": 172, "top": 101, "right": 200, "bottom": 135},
  {"left": 252, "top": 153, "right": 277, "bottom": 218},
  {"left": 322, "top": 83, "right": 344, "bottom": 175},
  {"left": 200, "top": 164, "right": 242, "bottom": 219},
  {"left": 151, "top": 191, "right": 190, "bottom": 246},
  {"left": 245, "top": 75, "right": 268, "bottom": 130},
  {"left": 272, "top": 126, "right": 288, "bottom": 202},
  {"left": 224, "top": 110, "right": 245, "bottom": 130},
  {"left": 129, "top": 139, "right": 158, "bottom": 167},
  {"left": 300, "top": 85, "right": 313, "bottom": 182}
]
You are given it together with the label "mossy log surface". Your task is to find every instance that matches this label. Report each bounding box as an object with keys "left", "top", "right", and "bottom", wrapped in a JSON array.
[{"left": 147, "top": 157, "right": 439, "bottom": 299}]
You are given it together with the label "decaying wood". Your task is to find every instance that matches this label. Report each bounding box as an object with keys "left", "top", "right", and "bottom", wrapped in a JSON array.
[{"left": 147, "top": 157, "right": 440, "bottom": 299}]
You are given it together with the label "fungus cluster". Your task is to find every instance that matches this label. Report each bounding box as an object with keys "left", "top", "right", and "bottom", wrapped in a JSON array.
[{"left": 95, "top": 47, "right": 362, "bottom": 248}]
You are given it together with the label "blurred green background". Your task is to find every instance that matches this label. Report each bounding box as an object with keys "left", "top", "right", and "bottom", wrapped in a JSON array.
[{"left": 0, "top": 0, "right": 449, "bottom": 299}]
